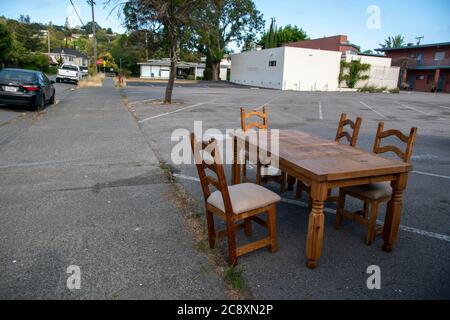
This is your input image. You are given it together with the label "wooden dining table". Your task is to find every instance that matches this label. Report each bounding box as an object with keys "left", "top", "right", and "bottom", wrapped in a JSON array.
[{"left": 231, "top": 129, "right": 412, "bottom": 269}]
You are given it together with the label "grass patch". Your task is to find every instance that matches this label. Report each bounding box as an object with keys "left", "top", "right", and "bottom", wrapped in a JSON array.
[
  {"left": 195, "top": 240, "right": 211, "bottom": 254},
  {"left": 224, "top": 266, "right": 245, "bottom": 292},
  {"left": 78, "top": 74, "right": 104, "bottom": 88}
]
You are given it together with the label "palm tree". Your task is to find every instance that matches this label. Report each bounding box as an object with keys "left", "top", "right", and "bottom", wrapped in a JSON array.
[{"left": 380, "top": 35, "right": 405, "bottom": 49}]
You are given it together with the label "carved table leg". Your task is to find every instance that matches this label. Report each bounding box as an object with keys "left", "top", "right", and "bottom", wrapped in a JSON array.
[
  {"left": 383, "top": 173, "right": 408, "bottom": 252},
  {"left": 306, "top": 182, "right": 328, "bottom": 269}
]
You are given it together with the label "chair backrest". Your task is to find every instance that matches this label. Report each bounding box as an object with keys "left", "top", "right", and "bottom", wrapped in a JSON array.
[
  {"left": 335, "top": 113, "right": 362, "bottom": 147},
  {"left": 190, "top": 133, "right": 234, "bottom": 214},
  {"left": 241, "top": 106, "right": 268, "bottom": 132},
  {"left": 372, "top": 122, "right": 418, "bottom": 163}
]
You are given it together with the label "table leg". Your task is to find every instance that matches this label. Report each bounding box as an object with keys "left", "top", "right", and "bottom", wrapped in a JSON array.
[
  {"left": 306, "top": 182, "right": 328, "bottom": 269},
  {"left": 232, "top": 136, "right": 241, "bottom": 185},
  {"left": 383, "top": 173, "right": 408, "bottom": 252}
]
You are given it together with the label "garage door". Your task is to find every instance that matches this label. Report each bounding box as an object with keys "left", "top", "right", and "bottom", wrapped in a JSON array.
[
  {"left": 141, "top": 66, "right": 151, "bottom": 78},
  {"left": 161, "top": 69, "right": 170, "bottom": 79}
]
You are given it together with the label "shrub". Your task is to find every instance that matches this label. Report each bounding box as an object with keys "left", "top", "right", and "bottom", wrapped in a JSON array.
[
  {"left": 358, "top": 85, "right": 389, "bottom": 93},
  {"left": 47, "top": 66, "right": 58, "bottom": 75},
  {"left": 389, "top": 88, "right": 400, "bottom": 94},
  {"left": 186, "top": 74, "right": 195, "bottom": 81}
]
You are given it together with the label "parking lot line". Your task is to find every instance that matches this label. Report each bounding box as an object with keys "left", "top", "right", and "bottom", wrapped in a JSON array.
[
  {"left": 395, "top": 101, "right": 432, "bottom": 116},
  {"left": 359, "top": 101, "right": 386, "bottom": 119},
  {"left": 412, "top": 170, "right": 450, "bottom": 180},
  {"left": 318, "top": 101, "right": 323, "bottom": 120},
  {"left": 139, "top": 100, "right": 217, "bottom": 123},
  {"left": 173, "top": 173, "right": 450, "bottom": 243}
]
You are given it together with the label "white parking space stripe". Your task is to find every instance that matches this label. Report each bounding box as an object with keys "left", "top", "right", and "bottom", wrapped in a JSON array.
[
  {"left": 412, "top": 171, "right": 450, "bottom": 180},
  {"left": 173, "top": 174, "right": 450, "bottom": 243},
  {"left": 395, "top": 101, "right": 432, "bottom": 116},
  {"left": 318, "top": 101, "right": 323, "bottom": 120},
  {"left": 360, "top": 101, "right": 386, "bottom": 119},
  {"left": 139, "top": 100, "right": 217, "bottom": 123}
]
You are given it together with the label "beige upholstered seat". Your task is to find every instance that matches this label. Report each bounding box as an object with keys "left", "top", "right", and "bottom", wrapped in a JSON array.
[
  {"left": 343, "top": 182, "right": 392, "bottom": 201},
  {"left": 208, "top": 183, "right": 281, "bottom": 214}
]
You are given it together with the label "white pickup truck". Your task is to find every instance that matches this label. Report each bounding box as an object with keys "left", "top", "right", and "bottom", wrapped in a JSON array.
[{"left": 56, "top": 64, "right": 82, "bottom": 85}]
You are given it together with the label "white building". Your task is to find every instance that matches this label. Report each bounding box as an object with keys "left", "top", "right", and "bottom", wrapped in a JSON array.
[
  {"left": 342, "top": 53, "right": 400, "bottom": 89},
  {"left": 139, "top": 58, "right": 230, "bottom": 80},
  {"left": 230, "top": 47, "right": 342, "bottom": 91}
]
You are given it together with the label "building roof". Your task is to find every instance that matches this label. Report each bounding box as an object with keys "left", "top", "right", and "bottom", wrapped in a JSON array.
[
  {"left": 376, "top": 42, "right": 450, "bottom": 52},
  {"left": 50, "top": 48, "right": 89, "bottom": 59},
  {"left": 138, "top": 59, "right": 230, "bottom": 69}
]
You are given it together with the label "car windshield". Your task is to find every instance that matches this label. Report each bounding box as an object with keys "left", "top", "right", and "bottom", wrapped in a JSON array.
[
  {"left": 80, "top": 67, "right": 88, "bottom": 70},
  {"left": 0, "top": 70, "right": 37, "bottom": 83},
  {"left": 62, "top": 65, "right": 78, "bottom": 71}
]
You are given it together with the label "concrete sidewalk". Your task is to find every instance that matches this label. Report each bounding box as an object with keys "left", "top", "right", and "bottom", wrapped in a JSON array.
[{"left": 0, "top": 79, "right": 225, "bottom": 299}]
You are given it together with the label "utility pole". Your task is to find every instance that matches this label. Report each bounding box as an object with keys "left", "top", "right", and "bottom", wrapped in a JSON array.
[
  {"left": 47, "top": 30, "right": 51, "bottom": 54},
  {"left": 416, "top": 36, "right": 424, "bottom": 46},
  {"left": 145, "top": 31, "right": 149, "bottom": 61},
  {"left": 89, "top": 0, "right": 98, "bottom": 75}
]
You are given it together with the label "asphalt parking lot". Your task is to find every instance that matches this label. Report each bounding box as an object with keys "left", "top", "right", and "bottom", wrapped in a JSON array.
[
  {"left": 124, "top": 81, "right": 450, "bottom": 299},
  {"left": 0, "top": 80, "right": 448, "bottom": 300}
]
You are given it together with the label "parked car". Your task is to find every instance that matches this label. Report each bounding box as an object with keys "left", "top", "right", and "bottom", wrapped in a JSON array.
[
  {"left": 80, "top": 66, "right": 89, "bottom": 77},
  {"left": 0, "top": 68, "right": 55, "bottom": 111},
  {"left": 56, "top": 64, "right": 82, "bottom": 84}
]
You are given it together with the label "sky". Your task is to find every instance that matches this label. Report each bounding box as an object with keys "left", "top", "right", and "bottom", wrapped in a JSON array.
[{"left": 1, "top": 0, "right": 449, "bottom": 52}]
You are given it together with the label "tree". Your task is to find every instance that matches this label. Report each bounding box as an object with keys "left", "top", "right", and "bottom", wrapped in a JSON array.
[
  {"left": 380, "top": 35, "right": 405, "bottom": 49},
  {"left": 0, "top": 24, "right": 13, "bottom": 68},
  {"left": 259, "top": 23, "right": 308, "bottom": 48},
  {"left": 197, "top": 0, "right": 264, "bottom": 81},
  {"left": 340, "top": 60, "right": 371, "bottom": 88},
  {"left": 264, "top": 18, "right": 277, "bottom": 49},
  {"left": 113, "top": 0, "right": 206, "bottom": 103}
]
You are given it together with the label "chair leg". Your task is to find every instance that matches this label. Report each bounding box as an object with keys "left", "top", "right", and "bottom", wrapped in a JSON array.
[
  {"left": 267, "top": 206, "right": 278, "bottom": 253},
  {"left": 279, "top": 172, "right": 287, "bottom": 193},
  {"left": 295, "top": 181, "right": 303, "bottom": 198},
  {"left": 366, "top": 202, "right": 380, "bottom": 246},
  {"left": 363, "top": 201, "right": 369, "bottom": 218},
  {"left": 206, "top": 209, "right": 216, "bottom": 249},
  {"left": 335, "top": 189, "right": 346, "bottom": 229},
  {"left": 226, "top": 216, "right": 238, "bottom": 266},
  {"left": 287, "top": 175, "right": 296, "bottom": 191},
  {"left": 242, "top": 159, "right": 247, "bottom": 182},
  {"left": 244, "top": 218, "right": 252, "bottom": 236}
]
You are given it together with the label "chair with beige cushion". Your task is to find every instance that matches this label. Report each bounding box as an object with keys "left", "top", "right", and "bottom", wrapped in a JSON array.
[
  {"left": 335, "top": 122, "right": 418, "bottom": 245},
  {"left": 295, "top": 113, "right": 363, "bottom": 202},
  {"left": 191, "top": 133, "right": 280, "bottom": 266},
  {"left": 240, "top": 106, "right": 286, "bottom": 192}
]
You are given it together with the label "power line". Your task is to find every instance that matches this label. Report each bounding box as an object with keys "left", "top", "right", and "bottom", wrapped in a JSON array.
[{"left": 69, "top": 0, "right": 85, "bottom": 27}]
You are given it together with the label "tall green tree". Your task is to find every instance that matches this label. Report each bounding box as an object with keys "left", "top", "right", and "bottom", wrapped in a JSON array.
[
  {"left": 197, "top": 0, "right": 264, "bottom": 81},
  {"left": 260, "top": 23, "right": 308, "bottom": 48},
  {"left": 380, "top": 35, "right": 405, "bottom": 49},
  {"left": 0, "top": 23, "right": 13, "bottom": 68}
]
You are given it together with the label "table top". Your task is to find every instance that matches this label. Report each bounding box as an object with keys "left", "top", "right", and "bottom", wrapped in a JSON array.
[{"left": 232, "top": 129, "right": 412, "bottom": 182}]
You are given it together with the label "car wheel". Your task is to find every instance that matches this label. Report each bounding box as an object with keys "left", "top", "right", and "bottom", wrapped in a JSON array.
[
  {"left": 49, "top": 91, "right": 56, "bottom": 104},
  {"left": 36, "top": 94, "right": 45, "bottom": 112}
]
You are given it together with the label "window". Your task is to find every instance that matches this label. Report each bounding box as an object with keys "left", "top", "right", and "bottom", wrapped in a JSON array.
[
  {"left": 434, "top": 52, "right": 445, "bottom": 61},
  {"left": 269, "top": 60, "right": 277, "bottom": 67},
  {"left": 416, "top": 75, "right": 424, "bottom": 80},
  {"left": 416, "top": 53, "right": 423, "bottom": 62}
]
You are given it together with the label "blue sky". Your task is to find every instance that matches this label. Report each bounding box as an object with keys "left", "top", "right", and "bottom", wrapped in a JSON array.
[{"left": 1, "top": 0, "right": 449, "bottom": 51}]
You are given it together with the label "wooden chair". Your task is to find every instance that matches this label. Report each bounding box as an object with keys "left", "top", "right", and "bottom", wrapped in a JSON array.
[
  {"left": 335, "top": 123, "right": 417, "bottom": 245},
  {"left": 240, "top": 106, "right": 286, "bottom": 192},
  {"left": 191, "top": 133, "right": 280, "bottom": 266},
  {"left": 295, "top": 113, "right": 363, "bottom": 202}
]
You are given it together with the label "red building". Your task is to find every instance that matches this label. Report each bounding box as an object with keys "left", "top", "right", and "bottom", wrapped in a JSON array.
[
  {"left": 377, "top": 42, "right": 450, "bottom": 93},
  {"left": 283, "top": 35, "right": 360, "bottom": 55}
]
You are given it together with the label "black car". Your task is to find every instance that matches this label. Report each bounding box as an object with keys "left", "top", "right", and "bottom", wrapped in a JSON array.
[{"left": 0, "top": 68, "right": 56, "bottom": 111}]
